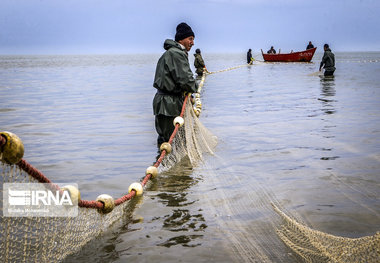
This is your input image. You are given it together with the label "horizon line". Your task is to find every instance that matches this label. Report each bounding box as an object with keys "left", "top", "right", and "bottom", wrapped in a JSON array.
[{"left": 1, "top": 50, "right": 380, "bottom": 56}]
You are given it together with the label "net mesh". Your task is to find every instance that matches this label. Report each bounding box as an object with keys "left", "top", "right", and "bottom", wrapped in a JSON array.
[
  {"left": 0, "top": 99, "right": 217, "bottom": 262},
  {"left": 272, "top": 204, "right": 380, "bottom": 263},
  {"left": 159, "top": 100, "right": 217, "bottom": 173}
]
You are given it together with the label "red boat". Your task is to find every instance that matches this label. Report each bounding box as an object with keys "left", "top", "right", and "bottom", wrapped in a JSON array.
[{"left": 261, "top": 47, "right": 317, "bottom": 62}]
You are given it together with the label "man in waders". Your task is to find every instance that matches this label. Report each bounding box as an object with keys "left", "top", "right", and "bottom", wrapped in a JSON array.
[
  {"left": 319, "top": 44, "right": 336, "bottom": 76},
  {"left": 247, "top": 49, "right": 253, "bottom": 64},
  {"left": 153, "top": 22, "right": 198, "bottom": 146},
  {"left": 194, "top": 48, "right": 206, "bottom": 76}
]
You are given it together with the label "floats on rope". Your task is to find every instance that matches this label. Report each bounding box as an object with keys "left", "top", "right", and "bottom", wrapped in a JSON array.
[
  {"left": 173, "top": 116, "right": 184, "bottom": 127},
  {"left": 128, "top": 182, "right": 143, "bottom": 196},
  {"left": 62, "top": 185, "right": 81, "bottom": 204},
  {"left": 96, "top": 194, "right": 115, "bottom": 214},
  {"left": 190, "top": 69, "right": 207, "bottom": 117},
  {"left": 146, "top": 166, "right": 158, "bottom": 179},
  {"left": 0, "top": 131, "right": 24, "bottom": 164},
  {"left": 160, "top": 142, "right": 172, "bottom": 154}
]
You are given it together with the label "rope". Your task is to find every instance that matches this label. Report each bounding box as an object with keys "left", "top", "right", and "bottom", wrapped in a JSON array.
[
  {"left": 17, "top": 159, "right": 64, "bottom": 197},
  {"left": 17, "top": 159, "right": 61, "bottom": 193},
  {"left": 206, "top": 62, "right": 252, "bottom": 75},
  {"left": 156, "top": 95, "right": 189, "bottom": 162},
  {"left": 191, "top": 62, "right": 252, "bottom": 117}
]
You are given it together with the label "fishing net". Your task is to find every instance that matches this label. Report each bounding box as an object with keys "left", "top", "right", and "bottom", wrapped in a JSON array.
[
  {"left": 272, "top": 204, "right": 380, "bottom": 263},
  {"left": 158, "top": 101, "right": 217, "bottom": 173},
  {"left": 200, "top": 158, "right": 379, "bottom": 263},
  {"left": 0, "top": 98, "right": 217, "bottom": 263}
]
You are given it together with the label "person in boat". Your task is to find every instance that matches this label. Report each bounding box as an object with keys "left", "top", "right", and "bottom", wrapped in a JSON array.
[
  {"left": 319, "top": 43, "right": 336, "bottom": 76},
  {"left": 153, "top": 22, "right": 198, "bottom": 145},
  {"left": 267, "top": 46, "right": 276, "bottom": 54},
  {"left": 306, "top": 41, "right": 314, "bottom": 50},
  {"left": 247, "top": 49, "right": 253, "bottom": 64},
  {"left": 194, "top": 48, "right": 206, "bottom": 76}
]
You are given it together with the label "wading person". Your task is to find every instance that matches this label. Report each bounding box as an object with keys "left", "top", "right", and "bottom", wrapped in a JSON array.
[
  {"left": 319, "top": 44, "right": 336, "bottom": 76},
  {"left": 194, "top": 48, "right": 206, "bottom": 76},
  {"left": 153, "top": 22, "right": 198, "bottom": 145},
  {"left": 247, "top": 49, "right": 253, "bottom": 64}
]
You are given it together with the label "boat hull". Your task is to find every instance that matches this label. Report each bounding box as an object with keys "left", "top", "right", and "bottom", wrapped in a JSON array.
[{"left": 262, "top": 47, "right": 317, "bottom": 62}]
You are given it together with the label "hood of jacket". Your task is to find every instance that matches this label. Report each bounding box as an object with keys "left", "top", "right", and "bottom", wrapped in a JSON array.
[{"left": 163, "top": 39, "right": 184, "bottom": 51}]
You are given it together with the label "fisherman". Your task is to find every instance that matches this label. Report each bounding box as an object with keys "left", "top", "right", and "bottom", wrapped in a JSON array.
[
  {"left": 153, "top": 22, "right": 198, "bottom": 145},
  {"left": 306, "top": 41, "right": 314, "bottom": 49},
  {"left": 194, "top": 48, "right": 206, "bottom": 76},
  {"left": 319, "top": 44, "right": 336, "bottom": 76},
  {"left": 247, "top": 49, "right": 253, "bottom": 64},
  {"left": 267, "top": 46, "right": 276, "bottom": 54}
]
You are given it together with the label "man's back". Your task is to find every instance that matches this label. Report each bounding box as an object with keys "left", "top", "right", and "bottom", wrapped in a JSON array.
[
  {"left": 322, "top": 48, "right": 335, "bottom": 69},
  {"left": 319, "top": 44, "right": 336, "bottom": 76},
  {"left": 153, "top": 39, "right": 197, "bottom": 117},
  {"left": 194, "top": 54, "right": 204, "bottom": 67}
]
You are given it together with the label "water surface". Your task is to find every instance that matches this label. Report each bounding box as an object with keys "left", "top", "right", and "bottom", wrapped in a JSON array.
[{"left": 1, "top": 52, "right": 379, "bottom": 262}]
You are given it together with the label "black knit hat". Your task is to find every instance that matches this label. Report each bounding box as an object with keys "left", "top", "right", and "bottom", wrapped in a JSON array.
[{"left": 175, "top": 22, "right": 195, "bottom": 42}]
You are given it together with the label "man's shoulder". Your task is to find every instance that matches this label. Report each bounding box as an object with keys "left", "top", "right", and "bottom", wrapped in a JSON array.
[{"left": 165, "top": 47, "right": 187, "bottom": 61}]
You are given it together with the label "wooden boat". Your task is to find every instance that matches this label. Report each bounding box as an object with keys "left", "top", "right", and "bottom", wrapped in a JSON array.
[{"left": 261, "top": 47, "right": 317, "bottom": 62}]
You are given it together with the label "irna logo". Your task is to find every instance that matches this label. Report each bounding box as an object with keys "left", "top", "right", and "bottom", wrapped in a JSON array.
[
  {"left": 3, "top": 183, "right": 78, "bottom": 217},
  {"left": 8, "top": 189, "right": 73, "bottom": 206}
]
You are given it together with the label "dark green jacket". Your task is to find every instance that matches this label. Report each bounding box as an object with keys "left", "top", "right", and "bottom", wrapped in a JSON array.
[
  {"left": 194, "top": 53, "right": 205, "bottom": 75},
  {"left": 153, "top": 39, "right": 198, "bottom": 116},
  {"left": 320, "top": 48, "right": 336, "bottom": 71}
]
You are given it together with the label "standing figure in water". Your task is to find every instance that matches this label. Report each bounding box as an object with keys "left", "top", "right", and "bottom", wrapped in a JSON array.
[
  {"left": 152, "top": 22, "right": 198, "bottom": 145},
  {"left": 319, "top": 44, "right": 336, "bottom": 76},
  {"left": 247, "top": 49, "right": 253, "bottom": 64},
  {"left": 194, "top": 48, "right": 206, "bottom": 76}
]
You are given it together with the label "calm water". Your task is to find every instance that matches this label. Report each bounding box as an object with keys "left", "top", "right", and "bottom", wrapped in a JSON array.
[{"left": 1, "top": 52, "right": 379, "bottom": 262}]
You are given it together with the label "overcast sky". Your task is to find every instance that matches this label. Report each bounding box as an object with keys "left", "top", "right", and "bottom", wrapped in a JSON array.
[{"left": 1, "top": 0, "right": 379, "bottom": 54}]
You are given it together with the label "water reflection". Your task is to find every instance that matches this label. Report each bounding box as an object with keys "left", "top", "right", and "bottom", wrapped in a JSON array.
[
  {"left": 318, "top": 76, "right": 338, "bottom": 161},
  {"left": 319, "top": 76, "right": 336, "bottom": 115},
  {"left": 150, "top": 156, "right": 207, "bottom": 247}
]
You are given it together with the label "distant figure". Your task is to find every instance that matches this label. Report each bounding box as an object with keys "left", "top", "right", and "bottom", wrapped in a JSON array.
[
  {"left": 306, "top": 41, "right": 314, "bottom": 50},
  {"left": 319, "top": 44, "right": 336, "bottom": 76},
  {"left": 267, "top": 46, "right": 276, "bottom": 54},
  {"left": 247, "top": 49, "right": 253, "bottom": 64},
  {"left": 194, "top": 48, "right": 206, "bottom": 76}
]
